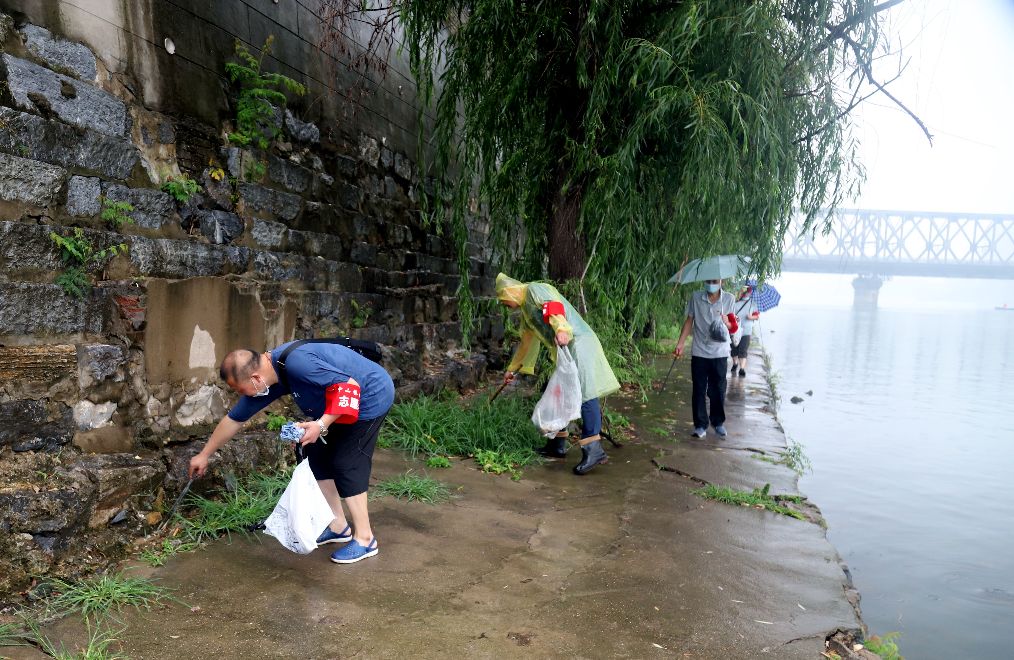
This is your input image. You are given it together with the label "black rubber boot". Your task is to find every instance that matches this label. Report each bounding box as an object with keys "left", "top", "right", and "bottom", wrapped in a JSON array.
[
  {"left": 573, "top": 440, "right": 608, "bottom": 475},
  {"left": 537, "top": 436, "right": 568, "bottom": 458}
]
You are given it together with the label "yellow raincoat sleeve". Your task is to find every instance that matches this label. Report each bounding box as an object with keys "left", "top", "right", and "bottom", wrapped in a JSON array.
[
  {"left": 507, "top": 329, "right": 541, "bottom": 374},
  {"left": 547, "top": 314, "right": 573, "bottom": 341}
]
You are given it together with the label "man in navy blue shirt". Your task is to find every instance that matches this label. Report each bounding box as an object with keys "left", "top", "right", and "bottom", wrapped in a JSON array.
[{"left": 189, "top": 341, "right": 395, "bottom": 564}]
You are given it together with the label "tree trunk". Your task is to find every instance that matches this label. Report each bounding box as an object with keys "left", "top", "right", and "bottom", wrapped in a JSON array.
[{"left": 548, "top": 175, "right": 587, "bottom": 282}]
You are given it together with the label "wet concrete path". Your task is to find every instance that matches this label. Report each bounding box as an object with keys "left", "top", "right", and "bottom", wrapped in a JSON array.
[{"left": 15, "top": 354, "right": 858, "bottom": 658}]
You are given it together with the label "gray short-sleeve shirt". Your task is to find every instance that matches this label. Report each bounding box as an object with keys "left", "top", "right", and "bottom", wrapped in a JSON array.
[{"left": 686, "top": 290, "right": 735, "bottom": 358}]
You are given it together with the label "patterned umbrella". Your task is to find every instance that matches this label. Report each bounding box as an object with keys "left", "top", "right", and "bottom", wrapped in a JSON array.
[{"left": 745, "top": 279, "right": 781, "bottom": 312}]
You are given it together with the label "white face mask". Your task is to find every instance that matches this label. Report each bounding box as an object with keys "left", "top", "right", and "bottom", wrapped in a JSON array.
[
  {"left": 251, "top": 378, "right": 271, "bottom": 397},
  {"left": 706, "top": 283, "right": 721, "bottom": 294}
]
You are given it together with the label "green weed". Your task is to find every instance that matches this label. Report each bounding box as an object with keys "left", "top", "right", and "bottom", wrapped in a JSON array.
[
  {"left": 0, "top": 620, "right": 32, "bottom": 647},
  {"left": 137, "top": 539, "right": 200, "bottom": 567},
  {"left": 243, "top": 158, "right": 266, "bottom": 182},
  {"left": 603, "top": 409, "right": 630, "bottom": 428},
  {"left": 425, "top": 455, "right": 452, "bottom": 469},
  {"left": 350, "top": 299, "right": 372, "bottom": 329},
  {"left": 864, "top": 632, "right": 904, "bottom": 660},
  {"left": 50, "top": 228, "right": 128, "bottom": 299},
  {"left": 372, "top": 471, "right": 452, "bottom": 504},
  {"left": 161, "top": 174, "right": 201, "bottom": 203},
  {"left": 177, "top": 470, "right": 289, "bottom": 543},
  {"left": 692, "top": 483, "right": 806, "bottom": 521},
  {"left": 265, "top": 411, "right": 288, "bottom": 432},
  {"left": 225, "top": 36, "right": 305, "bottom": 150},
  {"left": 381, "top": 395, "right": 544, "bottom": 477},
  {"left": 99, "top": 198, "right": 134, "bottom": 229},
  {"left": 754, "top": 440, "right": 811, "bottom": 475},
  {"left": 47, "top": 574, "right": 178, "bottom": 618},
  {"left": 28, "top": 617, "right": 126, "bottom": 660}
]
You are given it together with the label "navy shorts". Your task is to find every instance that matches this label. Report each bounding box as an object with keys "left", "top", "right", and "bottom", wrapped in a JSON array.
[{"left": 302, "top": 414, "right": 386, "bottom": 498}]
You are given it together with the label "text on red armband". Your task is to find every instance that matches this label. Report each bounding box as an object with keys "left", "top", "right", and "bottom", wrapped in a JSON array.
[{"left": 324, "top": 382, "right": 361, "bottom": 424}]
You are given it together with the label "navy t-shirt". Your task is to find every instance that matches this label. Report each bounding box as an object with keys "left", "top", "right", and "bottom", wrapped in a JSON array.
[{"left": 227, "top": 341, "right": 395, "bottom": 423}]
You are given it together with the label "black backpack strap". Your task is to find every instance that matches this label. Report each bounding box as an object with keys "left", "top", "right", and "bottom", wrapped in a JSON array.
[{"left": 274, "top": 339, "right": 312, "bottom": 391}]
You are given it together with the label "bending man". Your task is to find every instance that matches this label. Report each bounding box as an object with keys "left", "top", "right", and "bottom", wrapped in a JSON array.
[
  {"left": 497, "top": 273, "right": 620, "bottom": 475},
  {"left": 189, "top": 340, "right": 395, "bottom": 564}
]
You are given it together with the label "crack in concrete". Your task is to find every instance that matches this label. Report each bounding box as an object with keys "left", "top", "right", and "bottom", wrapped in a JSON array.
[{"left": 650, "top": 458, "right": 711, "bottom": 485}]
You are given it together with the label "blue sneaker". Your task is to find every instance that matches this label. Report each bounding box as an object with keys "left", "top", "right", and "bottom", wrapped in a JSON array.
[
  {"left": 714, "top": 425, "right": 728, "bottom": 437},
  {"left": 330, "top": 538, "right": 378, "bottom": 564},
  {"left": 690, "top": 428, "right": 706, "bottom": 438},
  {"left": 316, "top": 524, "right": 352, "bottom": 546}
]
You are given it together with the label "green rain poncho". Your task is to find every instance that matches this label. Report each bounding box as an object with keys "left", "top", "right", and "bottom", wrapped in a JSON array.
[{"left": 497, "top": 273, "right": 620, "bottom": 402}]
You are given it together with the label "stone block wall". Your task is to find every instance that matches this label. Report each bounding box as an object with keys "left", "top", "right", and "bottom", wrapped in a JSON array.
[{"left": 0, "top": 2, "right": 501, "bottom": 598}]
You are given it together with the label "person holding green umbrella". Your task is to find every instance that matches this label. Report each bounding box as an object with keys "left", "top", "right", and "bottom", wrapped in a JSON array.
[
  {"left": 671, "top": 256, "right": 745, "bottom": 439},
  {"left": 496, "top": 273, "right": 620, "bottom": 475}
]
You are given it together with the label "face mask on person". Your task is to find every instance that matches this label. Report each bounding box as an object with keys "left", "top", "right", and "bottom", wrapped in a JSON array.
[
  {"left": 706, "top": 283, "right": 721, "bottom": 294},
  {"left": 250, "top": 376, "right": 271, "bottom": 397}
]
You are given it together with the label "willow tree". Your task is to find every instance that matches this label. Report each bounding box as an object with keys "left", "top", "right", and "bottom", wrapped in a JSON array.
[{"left": 319, "top": 0, "right": 925, "bottom": 331}]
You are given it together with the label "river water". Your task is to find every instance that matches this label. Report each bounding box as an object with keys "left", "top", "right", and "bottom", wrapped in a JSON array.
[{"left": 757, "top": 274, "right": 1014, "bottom": 659}]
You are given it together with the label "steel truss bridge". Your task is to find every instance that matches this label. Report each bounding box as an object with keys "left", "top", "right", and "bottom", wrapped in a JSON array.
[{"left": 782, "top": 209, "right": 1014, "bottom": 279}]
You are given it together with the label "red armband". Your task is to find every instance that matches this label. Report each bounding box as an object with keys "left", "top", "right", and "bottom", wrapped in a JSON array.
[
  {"left": 542, "top": 300, "right": 566, "bottom": 324},
  {"left": 726, "top": 313, "right": 739, "bottom": 335},
  {"left": 324, "top": 382, "right": 361, "bottom": 424}
]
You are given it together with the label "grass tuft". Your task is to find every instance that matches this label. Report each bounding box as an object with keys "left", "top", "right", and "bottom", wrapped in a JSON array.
[
  {"left": 692, "top": 483, "right": 806, "bottom": 520},
  {"left": 47, "top": 574, "right": 178, "bottom": 618},
  {"left": 177, "top": 469, "right": 290, "bottom": 543},
  {"left": 28, "top": 616, "right": 126, "bottom": 660},
  {"left": 138, "top": 539, "right": 200, "bottom": 567},
  {"left": 372, "top": 471, "right": 452, "bottom": 504},
  {"left": 381, "top": 395, "right": 544, "bottom": 478},
  {"left": 0, "top": 620, "right": 33, "bottom": 647}
]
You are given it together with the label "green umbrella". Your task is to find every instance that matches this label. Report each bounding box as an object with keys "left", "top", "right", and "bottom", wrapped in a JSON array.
[{"left": 668, "top": 254, "right": 750, "bottom": 285}]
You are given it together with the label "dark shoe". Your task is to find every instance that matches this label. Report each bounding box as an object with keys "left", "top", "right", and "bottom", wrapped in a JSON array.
[
  {"left": 316, "top": 524, "right": 352, "bottom": 546},
  {"left": 537, "top": 436, "right": 568, "bottom": 458},
  {"left": 739, "top": 369, "right": 746, "bottom": 377},
  {"left": 330, "top": 538, "right": 378, "bottom": 564},
  {"left": 573, "top": 441, "right": 607, "bottom": 475},
  {"left": 731, "top": 364, "right": 738, "bottom": 374}
]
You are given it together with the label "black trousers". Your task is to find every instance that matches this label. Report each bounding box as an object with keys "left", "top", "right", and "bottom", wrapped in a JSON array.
[{"left": 690, "top": 356, "right": 728, "bottom": 429}]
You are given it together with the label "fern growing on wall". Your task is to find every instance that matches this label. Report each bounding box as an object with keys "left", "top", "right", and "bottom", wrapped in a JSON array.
[{"left": 225, "top": 36, "right": 306, "bottom": 149}]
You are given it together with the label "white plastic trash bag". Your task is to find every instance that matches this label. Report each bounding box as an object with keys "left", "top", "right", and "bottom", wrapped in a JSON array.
[
  {"left": 531, "top": 346, "right": 583, "bottom": 438},
  {"left": 263, "top": 460, "right": 335, "bottom": 554}
]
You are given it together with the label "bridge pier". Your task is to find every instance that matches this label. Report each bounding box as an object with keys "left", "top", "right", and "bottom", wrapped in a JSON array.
[{"left": 852, "top": 275, "right": 884, "bottom": 308}]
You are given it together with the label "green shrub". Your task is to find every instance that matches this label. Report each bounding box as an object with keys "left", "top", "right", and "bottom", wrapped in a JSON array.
[
  {"left": 49, "top": 229, "right": 128, "bottom": 299},
  {"left": 161, "top": 174, "right": 202, "bottom": 203},
  {"left": 425, "top": 455, "right": 452, "bottom": 469},
  {"left": 100, "top": 198, "right": 134, "bottom": 229},
  {"left": 265, "top": 411, "right": 288, "bottom": 432},
  {"left": 225, "top": 36, "right": 305, "bottom": 149}
]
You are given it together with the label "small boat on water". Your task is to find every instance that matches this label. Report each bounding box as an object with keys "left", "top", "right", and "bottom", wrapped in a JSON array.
[{"left": 997, "top": 304, "right": 1014, "bottom": 311}]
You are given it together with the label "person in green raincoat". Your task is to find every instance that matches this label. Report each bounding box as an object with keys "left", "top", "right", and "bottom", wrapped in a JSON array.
[{"left": 497, "top": 273, "right": 620, "bottom": 475}]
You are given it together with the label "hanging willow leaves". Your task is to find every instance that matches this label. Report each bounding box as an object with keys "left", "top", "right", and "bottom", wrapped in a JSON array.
[{"left": 319, "top": 0, "right": 918, "bottom": 339}]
